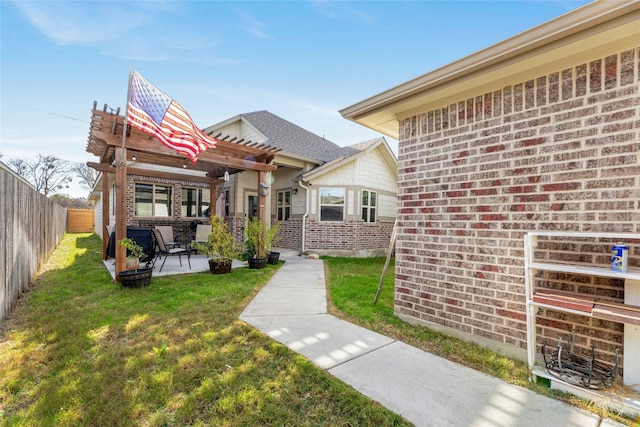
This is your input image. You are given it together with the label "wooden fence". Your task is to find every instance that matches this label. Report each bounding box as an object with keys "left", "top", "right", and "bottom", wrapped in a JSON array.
[
  {"left": 1, "top": 163, "right": 67, "bottom": 321},
  {"left": 67, "top": 209, "right": 94, "bottom": 233}
]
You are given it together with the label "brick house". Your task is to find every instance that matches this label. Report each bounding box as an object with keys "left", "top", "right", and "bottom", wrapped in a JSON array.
[
  {"left": 204, "top": 111, "right": 397, "bottom": 257},
  {"left": 341, "top": 0, "right": 640, "bottom": 388},
  {"left": 92, "top": 110, "right": 397, "bottom": 257}
]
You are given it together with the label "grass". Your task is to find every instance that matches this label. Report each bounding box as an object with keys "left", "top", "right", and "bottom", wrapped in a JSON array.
[
  {"left": 0, "top": 233, "right": 410, "bottom": 426},
  {"left": 2, "top": 235, "right": 638, "bottom": 426},
  {"left": 323, "top": 256, "right": 640, "bottom": 427}
]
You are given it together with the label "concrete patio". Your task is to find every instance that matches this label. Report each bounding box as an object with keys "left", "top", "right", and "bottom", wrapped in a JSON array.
[{"left": 102, "top": 252, "right": 249, "bottom": 279}]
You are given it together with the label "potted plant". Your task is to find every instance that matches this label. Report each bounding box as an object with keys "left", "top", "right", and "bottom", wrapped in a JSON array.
[
  {"left": 191, "top": 217, "right": 241, "bottom": 274},
  {"left": 117, "top": 237, "right": 152, "bottom": 287},
  {"left": 266, "top": 221, "right": 282, "bottom": 264},
  {"left": 245, "top": 218, "right": 281, "bottom": 269}
]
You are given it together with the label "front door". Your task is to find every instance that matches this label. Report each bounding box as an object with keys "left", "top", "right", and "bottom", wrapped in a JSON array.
[{"left": 246, "top": 191, "right": 258, "bottom": 221}]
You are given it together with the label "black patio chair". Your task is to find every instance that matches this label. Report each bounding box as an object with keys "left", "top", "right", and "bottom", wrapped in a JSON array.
[{"left": 152, "top": 228, "right": 191, "bottom": 273}]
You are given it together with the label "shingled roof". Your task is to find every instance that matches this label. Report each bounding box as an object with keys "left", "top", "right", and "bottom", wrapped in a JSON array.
[{"left": 240, "top": 111, "right": 359, "bottom": 164}]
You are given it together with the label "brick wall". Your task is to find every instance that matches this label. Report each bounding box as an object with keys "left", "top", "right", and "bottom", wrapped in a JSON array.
[
  {"left": 395, "top": 48, "right": 640, "bottom": 364},
  {"left": 277, "top": 218, "right": 302, "bottom": 251},
  {"left": 305, "top": 218, "right": 394, "bottom": 256}
]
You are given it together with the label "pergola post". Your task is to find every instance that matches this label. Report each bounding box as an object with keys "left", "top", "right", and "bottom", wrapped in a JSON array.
[
  {"left": 114, "top": 147, "right": 127, "bottom": 278},
  {"left": 210, "top": 180, "right": 217, "bottom": 218},
  {"left": 258, "top": 171, "right": 268, "bottom": 223},
  {"left": 101, "top": 172, "right": 110, "bottom": 259}
]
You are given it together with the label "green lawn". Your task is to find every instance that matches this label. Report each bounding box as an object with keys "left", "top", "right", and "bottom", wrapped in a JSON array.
[
  {"left": 324, "top": 256, "right": 639, "bottom": 427},
  {"left": 1, "top": 233, "right": 637, "bottom": 426},
  {"left": 0, "top": 233, "right": 409, "bottom": 426}
]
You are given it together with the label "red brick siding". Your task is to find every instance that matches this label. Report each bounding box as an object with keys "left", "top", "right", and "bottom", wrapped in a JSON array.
[
  {"left": 305, "top": 219, "right": 394, "bottom": 252},
  {"left": 395, "top": 48, "right": 640, "bottom": 366},
  {"left": 277, "top": 218, "right": 302, "bottom": 251}
]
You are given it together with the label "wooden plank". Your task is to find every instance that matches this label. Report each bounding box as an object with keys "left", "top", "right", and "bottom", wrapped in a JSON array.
[
  {"left": 593, "top": 304, "right": 640, "bottom": 326},
  {"left": 374, "top": 219, "right": 396, "bottom": 304},
  {"left": 532, "top": 290, "right": 595, "bottom": 313}
]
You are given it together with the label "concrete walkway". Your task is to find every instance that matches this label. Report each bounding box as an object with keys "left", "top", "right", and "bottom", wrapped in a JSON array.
[{"left": 240, "top": 251, "right": 626, "bottom": 427}]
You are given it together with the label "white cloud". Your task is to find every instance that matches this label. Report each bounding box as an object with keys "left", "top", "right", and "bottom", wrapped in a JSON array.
[
  {"left": 12, "top": 0, "right": 232, "bottom": 64},
  {"left": 11, "top": 0, "right": 148, "bottom": 45},
  {"left": 234, "top": 8, "right": 268, "bottom": 39}
]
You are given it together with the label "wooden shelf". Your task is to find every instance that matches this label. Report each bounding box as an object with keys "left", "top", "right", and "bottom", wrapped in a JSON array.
[
  {"left": 526, "top": 231, "right": 640, "bottom": 239},
  {"left": 529, "top": 262, "right": 640, "bottom": 281},
  {"left": 525, "top": 232, "right": 640, "bottom": 393}
]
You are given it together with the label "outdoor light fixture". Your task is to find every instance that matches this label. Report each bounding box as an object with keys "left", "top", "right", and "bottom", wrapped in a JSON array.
[
  {"left": 292, "top": 188, "right": 298, "bottom": 195},
  {"left": 224, "top": 169, "right": 230, "bottom": 182},
  {"left": 131, "top": 155, "right": 136, "bottom": 161},
  {"left": 260, "top": 183, "right": 270, "bottom": 196}
]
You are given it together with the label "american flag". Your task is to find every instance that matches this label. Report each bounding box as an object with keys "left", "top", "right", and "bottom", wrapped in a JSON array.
[{"left": 127, "top": 71, "right": 217, "bottom": 163}]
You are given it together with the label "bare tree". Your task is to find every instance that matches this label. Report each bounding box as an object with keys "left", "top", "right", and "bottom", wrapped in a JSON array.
[
  {"left": 50, "top": 193, "right": 93, "bottom": 208},
  {"left": 72, "top": 162, "right": 98, "bottom": 190},
  {"left": 8, "top": 154, "right": 73, "bottom": 196}
]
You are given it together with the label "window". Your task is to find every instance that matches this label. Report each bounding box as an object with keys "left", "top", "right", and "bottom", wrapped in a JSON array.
[
  {"left": 320, "top": 187, "right": 344, "bottom": 222},
  {"left": 362, "top": 190, "right": 377, "bottom": 223},
  {"left": 224, "top": 190, "right": 230, "bottom": 217},
  {"left": 181, "top": 187, "right": 210, "bottom": 218},
  {"left": 277, "top": 190, "right": 291, "bottom": 221},
  {"left": 135, "top": 183, "right": 172, "bottom": 217}
]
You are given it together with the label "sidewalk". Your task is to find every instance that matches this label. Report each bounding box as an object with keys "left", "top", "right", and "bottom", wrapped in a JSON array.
[{"left": 240, "top": 251, "right": 626, "bottom": 427}]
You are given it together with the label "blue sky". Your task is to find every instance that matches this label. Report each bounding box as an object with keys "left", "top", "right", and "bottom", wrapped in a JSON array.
[{"left": 1, "top": 0, "right": 591, "bottom": 197}]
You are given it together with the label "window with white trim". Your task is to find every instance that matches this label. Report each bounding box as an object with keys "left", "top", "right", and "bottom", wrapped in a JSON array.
[
  {"left": 181, "top": 187, "right": 210, "bottom": 218},
  {"left": 362, "top": 190, "right": 377, "bottom": 223},
  {"left": 134, "top": 183, "right": 172, "bottom": 217},
  {"left": 320, "top": 187, "right": 344, "bottom": 222},
  {"left": 277, "top": 190, "right": 291, "bottom": 221}
]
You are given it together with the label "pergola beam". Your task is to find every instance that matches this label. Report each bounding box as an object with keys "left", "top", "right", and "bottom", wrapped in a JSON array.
[{"left": 91, "top": 129, "right": 277, "bottom": 173}]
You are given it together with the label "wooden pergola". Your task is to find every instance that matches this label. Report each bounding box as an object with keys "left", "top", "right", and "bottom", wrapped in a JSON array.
[{"left": 86, "top": 102, "right": 279, "bottom": 277}]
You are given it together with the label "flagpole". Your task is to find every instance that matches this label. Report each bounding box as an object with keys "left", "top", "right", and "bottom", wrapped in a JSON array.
[
  {"left": 115, "top": 69, "right": 133, "bottom": 280},
  {"left": 120, "top": 69, "right": 134, "bottom": 168}
]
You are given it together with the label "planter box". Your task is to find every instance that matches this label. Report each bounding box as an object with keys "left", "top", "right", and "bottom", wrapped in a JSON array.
[
  {"left": 209, "top": 259, "right": 232, "bottom": 274},
  {"left": 118, "top": 268, "right": 152, "bottom": 288},
  {"left": 268, "top": 252, "right": 280, "bottom": 265},
  {"left": 248, "top": 256, "right": 268, "bottom": 269}
]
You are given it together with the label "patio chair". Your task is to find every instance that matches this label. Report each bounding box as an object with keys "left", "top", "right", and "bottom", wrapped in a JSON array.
[
  {"left": 152, "top": 228, "right": 191, "bottom": 273},
  {"left": 190, "top": 224, "right": 212, "bottom": 253},
  {"left": 104, "top": 225, "right": 115, "bottom": 260},
  {"left": 154, "top": 225, "right": 178, "bottom": 249}
]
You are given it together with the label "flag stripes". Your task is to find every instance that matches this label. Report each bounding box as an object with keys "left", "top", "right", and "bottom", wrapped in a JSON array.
[{"left": 127, "top": 71, "right": 217, "bottom": 163}]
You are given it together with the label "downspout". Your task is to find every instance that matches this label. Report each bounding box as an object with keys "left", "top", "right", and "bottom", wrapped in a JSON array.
[{"left": 298, "top": 180, "right": 309, "bottom": 254}]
